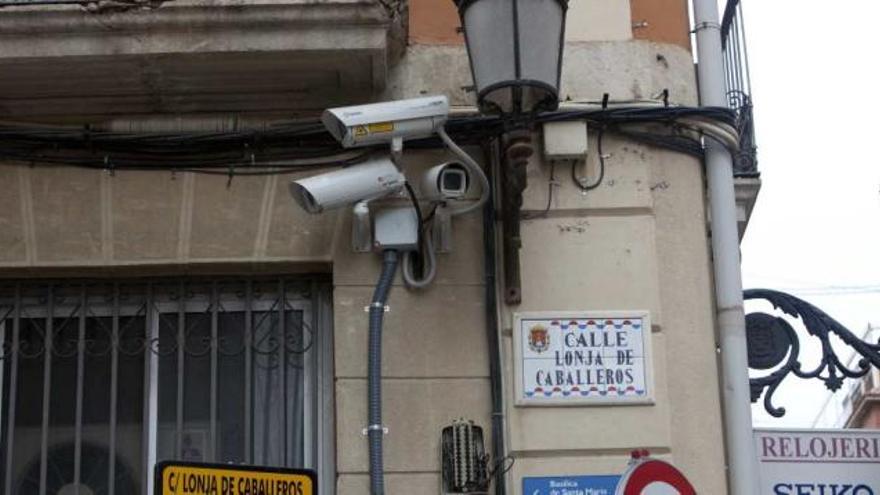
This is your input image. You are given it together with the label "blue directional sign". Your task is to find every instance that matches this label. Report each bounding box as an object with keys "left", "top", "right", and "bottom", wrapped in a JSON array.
[{"left": 522, "top": 475, "right": 621, "bottom": 495}]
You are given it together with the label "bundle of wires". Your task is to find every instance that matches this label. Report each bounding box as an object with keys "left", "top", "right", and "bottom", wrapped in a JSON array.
[
  {"left": 0, "top": 119, "right": 368, "bottom": 175},
  {"left": 0, "top": 104, "right": 739, "bottom": 175}
]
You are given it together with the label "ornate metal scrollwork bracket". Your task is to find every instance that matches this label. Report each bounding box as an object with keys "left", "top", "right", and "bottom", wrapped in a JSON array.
[{"left": 745, "top": 288, "right": 880, "bottom": 417}]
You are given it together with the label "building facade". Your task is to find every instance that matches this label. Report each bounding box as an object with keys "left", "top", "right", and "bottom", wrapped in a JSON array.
[{"left": 0, "top": 0, "right": 759, "bottom": 494}]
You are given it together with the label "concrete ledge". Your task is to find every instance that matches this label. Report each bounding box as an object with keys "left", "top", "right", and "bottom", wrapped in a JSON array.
[
  {"left": 0, "top": 0, "right": 397, "bottom": 117},
  {"left": 734, "top": 176, "right": 761, "bottom": 240}
]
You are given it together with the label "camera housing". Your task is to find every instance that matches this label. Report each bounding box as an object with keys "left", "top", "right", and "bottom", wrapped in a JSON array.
[
  {"left": 420, "top": 162, "right": 470, "bottom": 202},
  {"left": 321, "top": 96, "right": 449, "bottom": 148},
  {"left": 289, "top": 157, "right": 405, "bottom": 214}
]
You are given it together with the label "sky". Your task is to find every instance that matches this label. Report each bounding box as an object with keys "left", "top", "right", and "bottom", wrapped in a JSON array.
[{"left": 734, "top": 0, "right": 880, "bottom": 427}]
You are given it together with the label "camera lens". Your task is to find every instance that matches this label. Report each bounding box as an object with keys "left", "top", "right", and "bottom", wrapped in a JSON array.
[{"left": 443, "top": 171, "right": 464, "bottom": 191}]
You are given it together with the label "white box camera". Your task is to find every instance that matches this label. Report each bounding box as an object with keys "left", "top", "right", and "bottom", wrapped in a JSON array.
[
  {"left": 321, "top": 96, "right": 450, "bottom": 148},
  {"left": 289, "top": 157, "right": 405, "bottom": 214}
]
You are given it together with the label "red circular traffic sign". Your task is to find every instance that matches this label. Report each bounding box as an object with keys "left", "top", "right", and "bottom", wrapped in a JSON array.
[{"left": 616, "top": 458, "right": 696, "bottom": 495}]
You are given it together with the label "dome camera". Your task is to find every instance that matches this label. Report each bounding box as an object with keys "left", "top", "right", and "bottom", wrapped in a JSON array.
[{"left": 420, "top": 162, "right": 470, "bottom": 202}]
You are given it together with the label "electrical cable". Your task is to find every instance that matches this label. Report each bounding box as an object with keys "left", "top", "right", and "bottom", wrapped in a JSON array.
[
  {"left": 401, "top": 230, "right": 437, "bottom": 290},
  {"left": 480, "top": 147, "right": 507, "bottom": 495},
  {"left": 436, "top": 126, "right": 491, "bottom": 216},
  {"left": 572, "top": 128, "right": 606, "bottom": 192},
  {"left": 404, "top": 182, "right": 424, "bottom": 226},
  {"left": 0, "top": 104, "right": 741, "bottom": 172},
  {"left": 401, "top": 182, "right": 438, "bottom": 290},
  {"left": 522, "top": 160, "right": 556, "bottom": 219},
  {"left": 367, "top": 249, "right": 399, "bottom": 495},
  {"left": 677, "top": 117, "right": 740, "bottom": 151},
  {"left": 400, "top": 124, "right": 493, "bottom": 288}
]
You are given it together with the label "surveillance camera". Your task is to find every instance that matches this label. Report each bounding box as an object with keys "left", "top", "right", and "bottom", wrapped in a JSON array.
[
  {"left": 420, "top": 162, "right": 470, "bottom": 201},
  {"left": 321, "top": 96, "right": 449, "bottom": 148},
  {"left": 289, "top": 157, "right": 406, "bottom": 214}
]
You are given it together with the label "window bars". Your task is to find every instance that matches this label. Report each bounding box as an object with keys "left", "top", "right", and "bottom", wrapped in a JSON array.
[{"left": 0, "top": 278, "right": 327, "bottom": 495}]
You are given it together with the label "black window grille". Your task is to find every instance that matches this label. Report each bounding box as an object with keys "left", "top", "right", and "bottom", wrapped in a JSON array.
[{"left": 0, "top": 278, "right": 329, "bottom": 495}]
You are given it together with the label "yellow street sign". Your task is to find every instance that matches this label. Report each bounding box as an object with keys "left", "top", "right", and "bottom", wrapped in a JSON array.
[{"left": 155, "top": 461, "right": 316, "bottom": 495}]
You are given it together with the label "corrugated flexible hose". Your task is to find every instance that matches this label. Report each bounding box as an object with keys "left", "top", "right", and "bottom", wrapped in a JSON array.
[{"left": 369, "top": 249, "right": 399, "bottom": 495}]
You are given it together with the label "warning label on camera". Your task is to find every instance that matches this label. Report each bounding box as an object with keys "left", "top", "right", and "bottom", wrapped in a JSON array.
[
  {"left": 155, "top": 462, "right": 316, "bottom": 495},
  {"left": 367, "top": 122, "right": 394, "bottom": 133}
]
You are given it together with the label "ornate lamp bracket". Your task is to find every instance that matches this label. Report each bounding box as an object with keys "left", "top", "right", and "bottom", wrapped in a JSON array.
[{"left": 745, "top": 288, "right": 880, "bottom": 418}]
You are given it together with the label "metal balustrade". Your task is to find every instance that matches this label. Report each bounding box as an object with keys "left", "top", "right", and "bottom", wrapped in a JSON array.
[{"left": 721, "top": 0, "right": 759, "bottom": 177}]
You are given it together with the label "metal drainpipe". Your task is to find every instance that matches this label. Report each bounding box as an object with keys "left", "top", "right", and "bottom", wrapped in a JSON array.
[
  {"left": 482, "top": 139, "right": 506, "bottom": 495},
  {"left": 691, "top": 0, "right": 761, "bottom": 493}
]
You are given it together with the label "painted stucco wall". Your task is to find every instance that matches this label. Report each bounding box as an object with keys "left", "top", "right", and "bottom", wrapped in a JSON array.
[{"left": 502, "top": 134, "right": 726, "bottom": 495}]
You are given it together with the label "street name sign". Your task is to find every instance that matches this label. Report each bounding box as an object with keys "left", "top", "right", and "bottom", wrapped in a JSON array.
[
  {"left": 514, "top": 311, "right": 654, "bottom": 406},
  {"left": 522, "top": 474, "right": 621, "bottom": 495},
  {"left": 155, "top": 461, "right": 316, "bottom": 495},
  {"left": 756, "top": 428, "right": 880, "bottom": 495}
]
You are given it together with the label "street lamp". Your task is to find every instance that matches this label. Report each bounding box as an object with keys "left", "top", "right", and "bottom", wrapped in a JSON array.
[{"left": 454, "top": 0, "right": 568, "bottom": 117}]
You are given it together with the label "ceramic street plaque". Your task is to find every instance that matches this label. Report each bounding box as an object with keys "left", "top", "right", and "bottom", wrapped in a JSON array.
[{"left": 514, "top": 311, "right": 654, "bottom": 406}]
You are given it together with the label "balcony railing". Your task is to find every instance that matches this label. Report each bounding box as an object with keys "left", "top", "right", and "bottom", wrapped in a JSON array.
[{"left": 721, "top": 0, "right": 758, "bottom": 177}]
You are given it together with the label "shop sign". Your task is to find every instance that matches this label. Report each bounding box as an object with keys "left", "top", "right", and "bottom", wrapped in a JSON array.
[
  {"left": 513, "top": 311, "right": 653, "bottom": 406},
  {"left": 155, "top": 461, "right": 316, "bottom": 495},
  {"left": 755, "top": 428, "right": 880, "bottom": 494},
  {"left": 523, "top": 475, "right": 621, "bottom": 495}
]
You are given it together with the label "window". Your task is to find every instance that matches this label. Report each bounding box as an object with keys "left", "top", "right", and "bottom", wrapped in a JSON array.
[{"left": 0, "top": 278, "right": 333, "bottom": 495}]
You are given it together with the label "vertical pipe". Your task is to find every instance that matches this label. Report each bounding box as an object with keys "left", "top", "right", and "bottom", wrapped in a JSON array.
[
  {"left": 210, "top": 283, "right": 219, "bottom": 461},
  {"left": 368, "top": 251, "right": 399, "bottom": 495},
  {"left": 3, "top": 287, "right": 21, "bottom": 495},
  {"left": 244, "top": 281, "right": 253, "bottom": 463},
  {"left": 692, "top": 0, "right": 760, "bottom": 493},
  {"left": 74, "top": 286, "right": 86, "bottom": 494},
  {"left": 108, "top": 284, "right": 119, "bottom": 495},
  {"left": 483, "top": 141, "right": 506, "bottom": 495},
  {"left": 176, "top": 282, "right": 185, "bottom": 459},
  {"left": 38, "top": 286, "right": 53, "bottom": 495}
]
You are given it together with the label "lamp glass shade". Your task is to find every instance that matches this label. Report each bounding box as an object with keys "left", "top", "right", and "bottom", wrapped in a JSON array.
[{"left": 457, "top": 0, "right": 567, "bottom": 116}]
